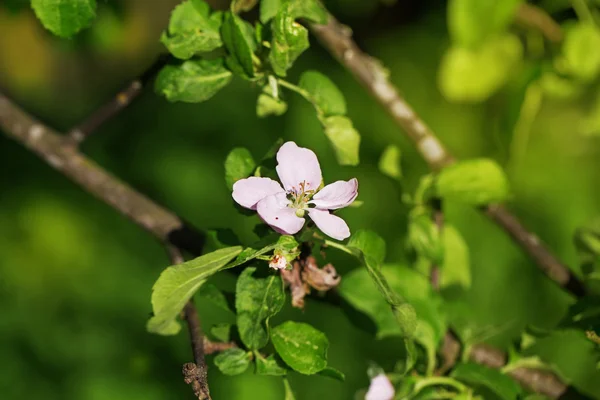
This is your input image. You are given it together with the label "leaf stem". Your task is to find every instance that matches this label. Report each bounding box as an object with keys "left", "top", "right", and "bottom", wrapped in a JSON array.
[
  {"left": 276, "top": 78, "right": 312, "bottom": 101},
  {"left": 571, "top": 0, "right": 595, "bottom": 23}
]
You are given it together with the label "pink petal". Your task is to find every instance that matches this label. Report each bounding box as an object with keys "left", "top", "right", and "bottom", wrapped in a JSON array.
[
  {"left": 365, "top": 375, "right": 395, "bottom": 400},
  {"left": 232, "top": 177, "right": 284, "bottom": 209},
  {"left": 308, "top": 209, "right": 350, "bottom": 240},
  {"left": 276, "top": 141, "right": 322, "bottom": 194},
  {"left": 311, "top": 178, "right": 358, "bottom": 210},
  {"left": 257, "top": 193, "right": 305, "bottom": 235}
]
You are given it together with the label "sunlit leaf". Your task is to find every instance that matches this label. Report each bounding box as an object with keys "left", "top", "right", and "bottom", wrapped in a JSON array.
[
  {"left": 260, "top": 0, "right": 282, "bottom": 23},
  {"left": 256, "top": 353, "right": 288, "bottom": 375},
  {"left": 435, "top": 158, "right": 510, "bottom": 205},
  {"left": 271, "top": 321, "right": 328, "bottom": 374},
  {"left": 31, "top": 0, "right": 96, "bottom": 38},
  {"left": 299, "top": 70, "right": 347, "bottom": 116},
  {"left": 160, "top": 0, "right": 222, "bottom": 60},
  {"left": 564, "top": 23, "right": 600, "bottom": 82},
  {"left": 236, "top": 267, "right": 285, "bottom": 350},
  {"left": 440, "top": 225, "right": 471, "bottom": 290},
  {"left": 322, "top": 115, "right": 361, "bottom": 166},
  {"left": 269, "top": 7, "right": 309, "bottom": 76},
  {"left": 257, "top": 93, "right": 288, "bottom": 117},
  {"left": 155, "top": 58, "right": 232, "bottom": 103},
  {"left": 379, "top": 145, "right": 402, "bottom": 180},
  {"left": 147, "top": 246, "right": 242, "bottom": 335},
  {"left": 348, "top": 230, "right": 386, "bottom": 267}
]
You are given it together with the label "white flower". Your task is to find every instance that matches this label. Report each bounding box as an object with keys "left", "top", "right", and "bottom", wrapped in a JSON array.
[
  {"left": 365, "top": 374, "right": 395, "bottom": 400},
  {"left": 269, "top": 254, "right": 288, "bottom": 270}
]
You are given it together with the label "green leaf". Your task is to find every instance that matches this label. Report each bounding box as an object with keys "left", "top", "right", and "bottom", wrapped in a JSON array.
[
  {"left": 221, "top": 11, "right": 257, "bottom": 77},
  {"left": 299, "top": 70, "right": 347, "bottom": 116},
  {"left": 539, "top": 72, "right": 583, "bottom": 100},
  {"left": 322, "top": 115, "right": 361, "bottom": 166},
  {"left": 228, "top": 235, "right": 297, "bottom": 269},
  {"left": 232, "top": 0, "right": 258, "bottom": 12},
  {"left": 440, "top": 225, "right": 471, "bottom": 290},
  {"left": 414, "top": 321, "right": 437, "bottom": 376},
  {"left": 564, "top": 23, "right": 600, "bottom": 82},
  {"left": 210, "top": 323, "right": 232, "bottom": 342},
  {"left": 260, "top": 0, "right": 282, "bottom": 23},
  {"left": 255, "top": 353, "right": 288, "bottom": 376},
  {"left": 348, "top": 230, "right": 386, "bottom": 266},
  {"left": 451, "top": 362, "right": 522, "bottom": 400},
  {"left": 214, "top": 348, "right": 251, "bottom": 375},
  {"left": 317, "top": 366, "right": 345, "bottom": 381},
  {"left": 225, "top": 147, "right": 256, "bottom": 190},
  {"left": 439, "top": 35, "right": 523, "bottom": 103},
  {"left": 269, "top": 8, "right": 310, "bottom": 77},
  {"left": 197, "top": 283, "right": 233, "bottom": 314},
  {"left": 31, "top": 0, "right": 96, "bottom": 38},
  {"left": 155, "top": 58, "right": 232, "bottom": 103},
  {"left": 407, "top": 213, "right": 443, "bottom": 265},
  {"left": 257, "top": 93, "right": 288, "bottom": 117},
  {"left": 448, "top": 0, "right": 523, "bottom": 48},
  {"left": 236, "top": 267, "right": 285, "bottom": 349},
  {"left": 147, "top": 246, "right": 242, "bottom": 335},
  {"left": 160, "top": 0, "right": 222, "bottom": 60},
  {"left": 271, "top": 321, "right": 329, "bottom": 374},
  {"left": 288, "top": 0, "right": 328, "bottom": 24},
  {"left": 379, "top": 145, "right": 402, "bottom": 180},
  {"left": 283, "top": 378, "right": 296, "bottom": 400},
  {"left": 436, "top": 158, "right": 510, "bottom": 205}
]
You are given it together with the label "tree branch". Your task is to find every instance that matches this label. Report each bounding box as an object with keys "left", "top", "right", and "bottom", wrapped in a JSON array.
[
  {"left": 0, "top": 92, "right": 206, "bottom": 256},
  {"left": 168, "top": 246, "right": 212, "bottom": 400},
  {"left": 308, "top": 15, "right": 585, "bottom": 298},
  {"left": 68, "top": 55, "right": 170, "bottom": 145},
  {"left": 515, "top": 3, "right": 563, "bottom": 43}
]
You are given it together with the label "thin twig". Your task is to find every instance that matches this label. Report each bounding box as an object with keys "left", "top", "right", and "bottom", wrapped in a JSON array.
[
  {"left": 68, "top": 54, "right": 170, "bottom": 145},
  {"left": 308, "top": 14, "right": 585, "bottom": 298},
  {"left": 0, "top": 92, "right": 206, "bottom": 256},
  {"left": 430, "top": 200, "right": 444, "bottom": 292},
  {"left": 515, "top": 3, "right": 564, "bottom": 43},
  {"left": 168, "top": 246, "right": 212, "bottom": 400}
]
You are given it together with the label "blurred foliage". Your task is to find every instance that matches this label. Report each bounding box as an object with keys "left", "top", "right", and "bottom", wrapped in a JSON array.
[{"left": 2, "top": 0, "right": 600, "bottom": 399}]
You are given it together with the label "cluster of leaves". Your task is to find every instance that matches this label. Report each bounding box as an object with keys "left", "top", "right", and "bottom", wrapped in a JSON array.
[
  {"left": 438, "top": 0, "right": 600, "bottom": 137},
  {"left": 155, "top": 0, "right": 361, "bottom": 166}
]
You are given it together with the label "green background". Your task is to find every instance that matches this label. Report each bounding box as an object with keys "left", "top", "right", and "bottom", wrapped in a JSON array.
[{"left": 1, "top": 0, "right": 599, "bottom": 398}]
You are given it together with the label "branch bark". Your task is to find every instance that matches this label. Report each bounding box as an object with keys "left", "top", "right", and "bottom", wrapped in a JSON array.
[
  {"left": 309, "top": 15, "right": 586, "bottom": 298},
  {"left": 0, "top": 92, "right": 206, "bottom": 257}
]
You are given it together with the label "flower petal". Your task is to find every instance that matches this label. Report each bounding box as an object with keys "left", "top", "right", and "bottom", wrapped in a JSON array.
[
  {"left": 308, "top": 209, "right": 350, "bottom": 240},
  {"left": 257, "top": 193, "right": 305, "bottom": 235},
  {"left": 232, "top": 177, "right": 284, "bottom": 209},
  {"left": 365, "top": 374, "right": 395, "bottom": 400},
  {"left": 311, "top": 178, "right": 358, "bottom": 210},
  {"left": 276, "top": 141, "right": 322, "bottom": 193}
]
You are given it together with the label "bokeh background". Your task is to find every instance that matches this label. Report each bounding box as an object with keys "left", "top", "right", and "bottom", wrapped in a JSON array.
[{"left": 1, "top": 0, "right": 600, "bottom": 399}]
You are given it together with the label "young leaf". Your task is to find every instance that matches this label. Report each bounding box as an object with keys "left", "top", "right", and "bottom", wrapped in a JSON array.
[
  {"left": 160, "top": 0, "right": 222, "bottom": 60},
  {"left": 232, "top": 0, "right": 258, "bottom": 12},
  {"left": 257, "top": 93, "right": 288, "bottom": 117},
  {"left": 147, "top": 246, "right": 242, "bottom": 335},
  {"left": 564, "top": 23, "right": 600, "bottom": 82},
  {"left": 435, "top": 158, "right": 510, "bottom": 205},
  {"left": 414, "top": 321, "right": 437, "bottom": 375},
  {"left": 255, "top": 353, "right": 288, "bottom": 376},
  {"left": 269, "top": 8, "right": 310, "bottom": 77},
  {"left": 379, "top": 145, "right": 402, "bottom": 180},
  {"left": 299, "top": 71, "right": 347, "bottom": 116},
  {"left": 448, "top": 0, "right": 523, "bottom": 48},
  {"left": 214, "top": 348, "right": 251, "bottom": 375},
  {"left": 347, "top": 229, "right": 386, "bottom": 266},
  {"left": 236, "top": 267, "right": 285, "bottom": 350},
  {"left": 155, "top": 59, "right": 232, "bottom": 103},
  {"left": 31, "top": 0, "right": 96, "bottom": 38},
  {"left": 210, "top": 323, "right": 232, "bottom": 342},
  {"left": 260, "top": 0, "right": 283, "bottom": 23},
  {"left": 225, "top": 147, "right": 256, "bottom": 190},
  {"left": 283, "top": 378, "right": 296, "bottom": 400},
  {"left": 271, "top": 321, "right": 329, "bottom": 374},
  {"left": 317, "top": 366, "right": 345, "bottom": 381},
  {"left": 407, "top": 213, "right": 444, "bottom": 265},
  {"left": 228, "top": 235, "right": 297, "bottom": 269},
  {"left": 288, "top": 0, "right": 328, "bottom": 24},
  {"left": 221, "top": 11, "right": 257, "bottom": 77},
  {"left": 440, "top": 225, "right": 471, "bottom": 290},
  {"left": 439, "top": 35, "right": 523, "bottom": 103},
  {"left": 451, "top": 362, "right": 522, "bottom": 400},
  {"left": 322, "top": 115, "right": 361, "bottom": 166}
]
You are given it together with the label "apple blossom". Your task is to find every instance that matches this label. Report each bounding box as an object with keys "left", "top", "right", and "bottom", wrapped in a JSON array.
[
  {"left": 365, "top": 374, "right": 395, "bottom": 400},
  {"left": 232, "top": 141, "right": 358, "bottom": 240}
]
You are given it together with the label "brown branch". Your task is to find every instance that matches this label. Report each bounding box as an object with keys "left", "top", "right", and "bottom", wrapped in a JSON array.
[
  {"left": 430, "top": 200, "right": 444, "bottom": 292},
  {"left": 168, "top": 246, "right": 211, "bottom": 400},
  {"left": 68, "top": 55, "right": 170, "bottom": 145},
  {"left": 0, "top": 92, "right": 206, "bottom": 256},
  {"left": 309, "top": 15, "right": 585, "bottom": 298},
  {"left": 515, "top": 3, "right": 563, "bottom": 43}
]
